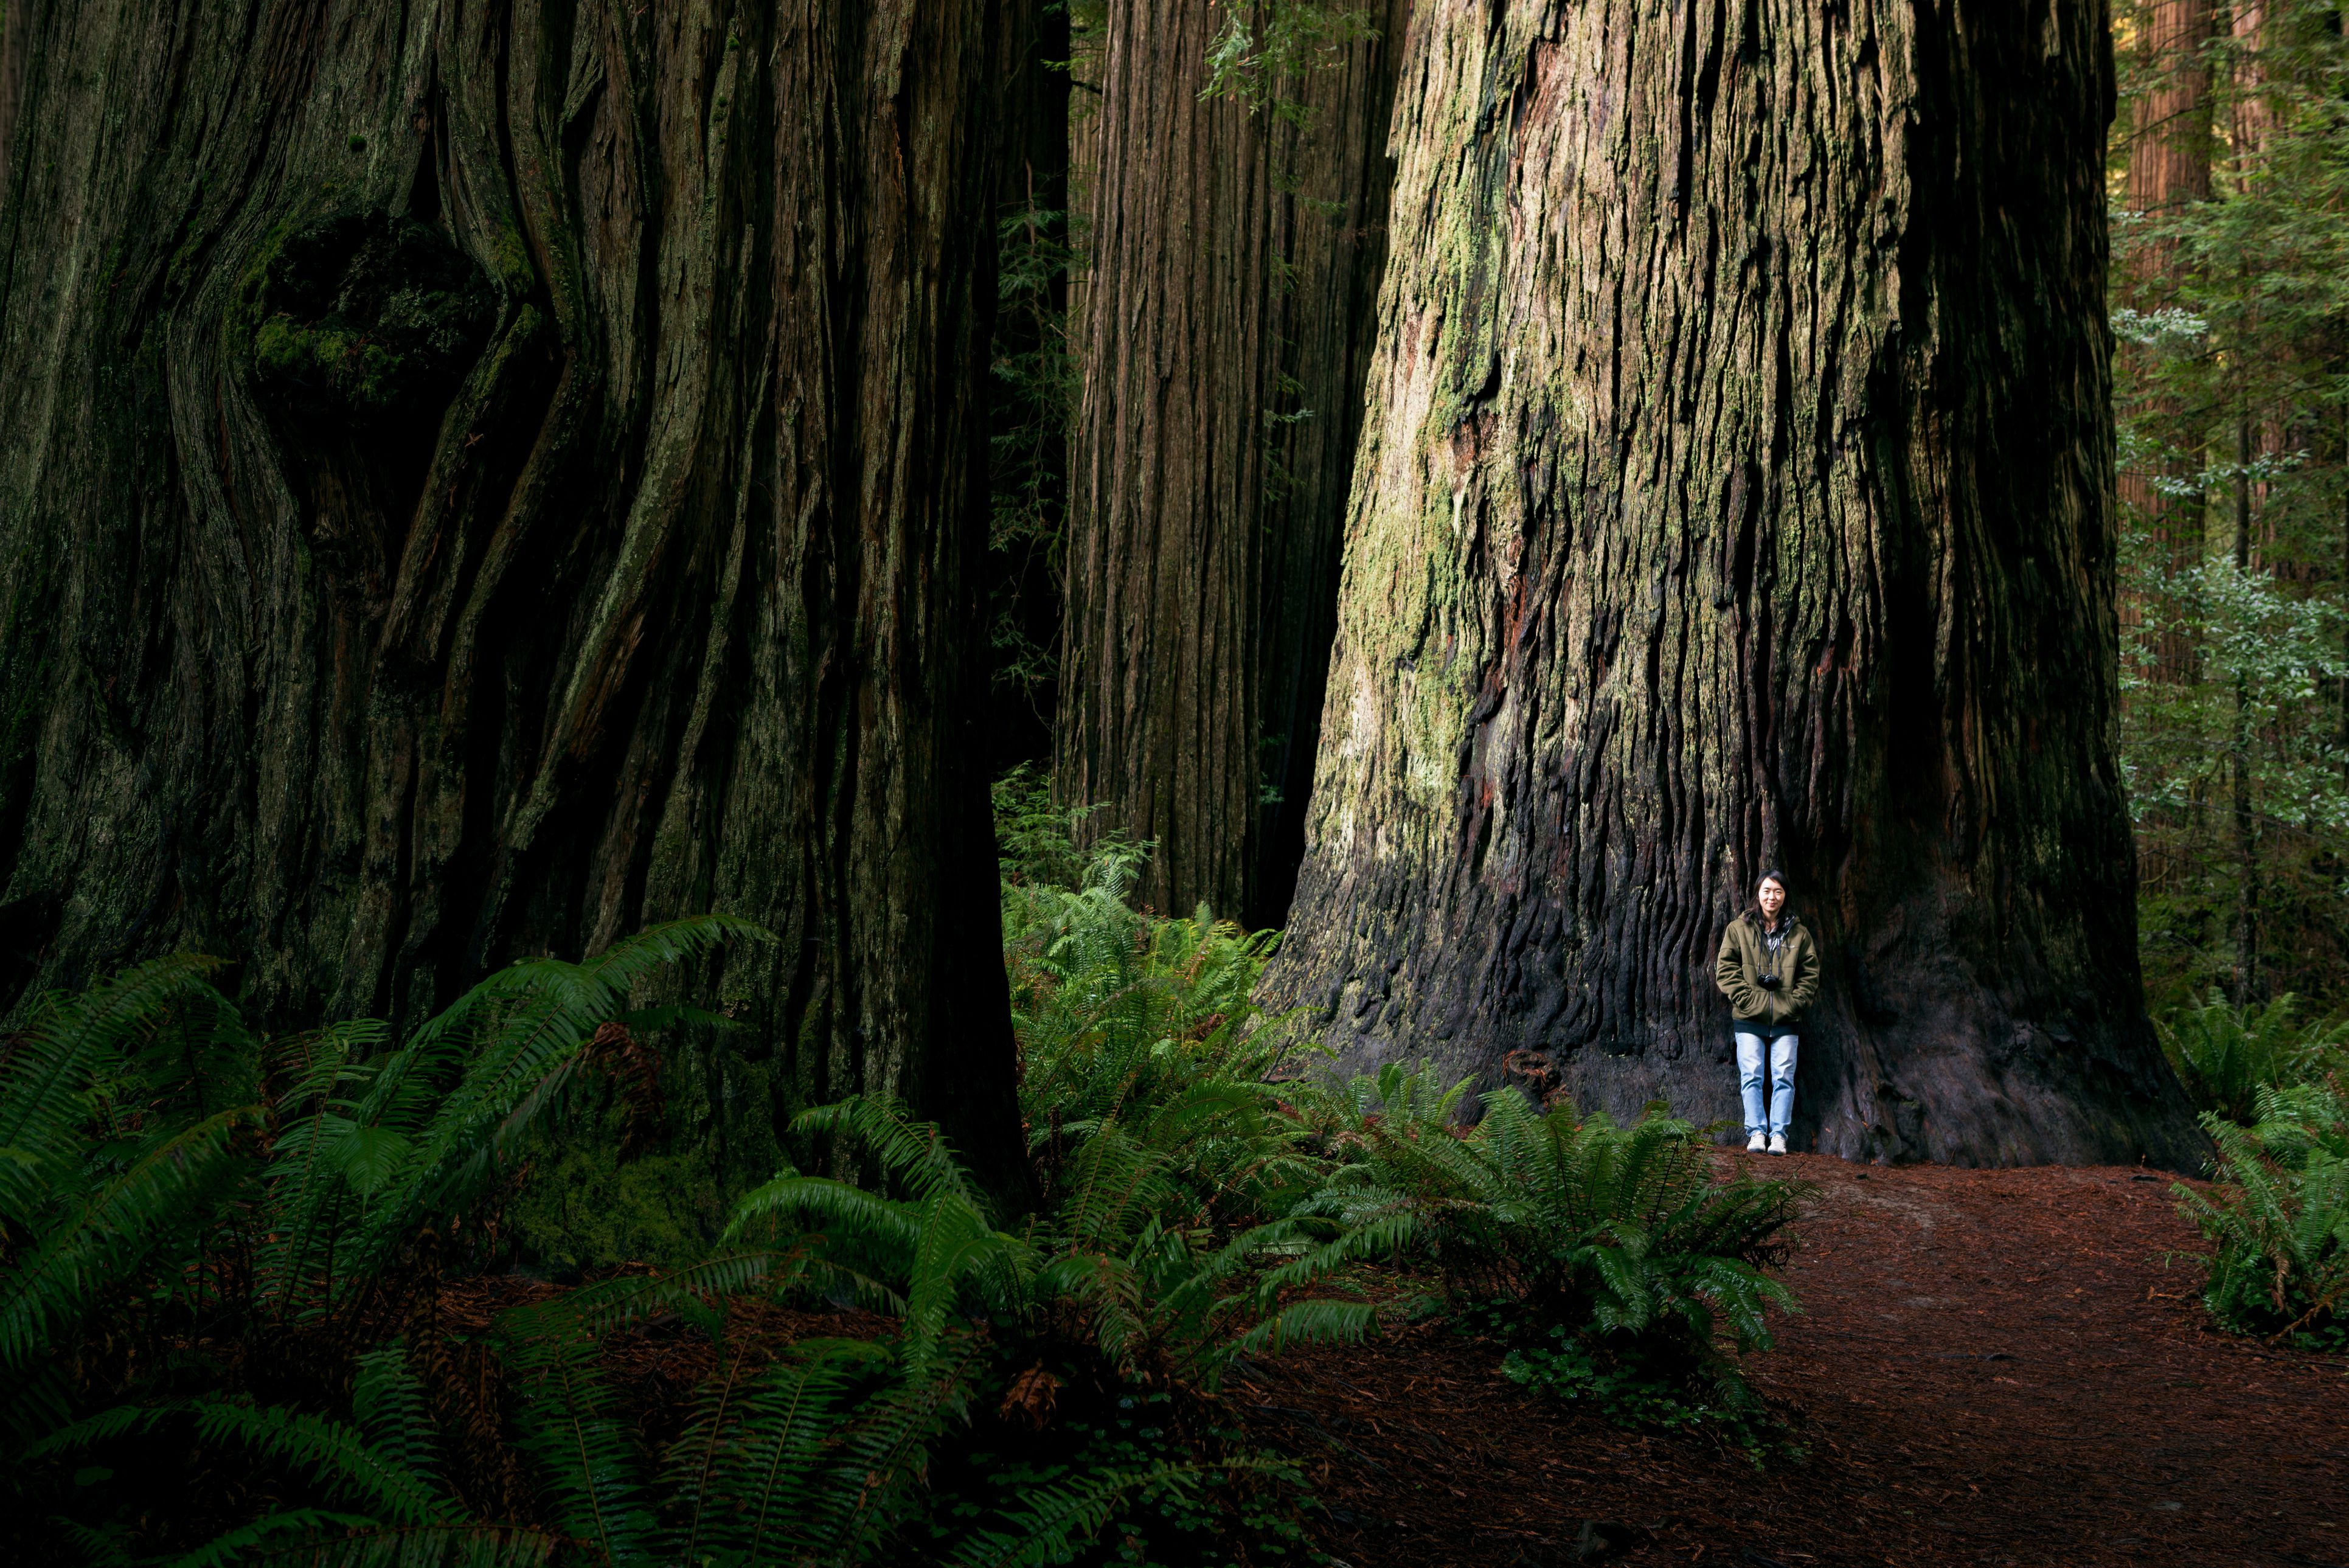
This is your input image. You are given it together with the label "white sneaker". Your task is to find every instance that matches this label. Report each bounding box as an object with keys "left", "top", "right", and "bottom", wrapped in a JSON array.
[
  {"left": 1747, "top": 1131, "right": 1768, "bottom": 1153},
  {"left": 1768, "top": 1133, "right": 1788, "bottom": 1156}
]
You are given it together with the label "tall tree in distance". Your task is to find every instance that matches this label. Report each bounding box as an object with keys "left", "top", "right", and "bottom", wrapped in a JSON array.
[
  {"left": 1057, "top": 0, "right": 1411, "bottom": 926},
  {"left": 1262, "top": 0, "right": 2207, "bottom": 1168},
  {"left": 0, "top": 0, "right": 1033, "bottom": 1197},
  {"left": 2115, "top": 0, "right": 2215, "bottom": 686}
]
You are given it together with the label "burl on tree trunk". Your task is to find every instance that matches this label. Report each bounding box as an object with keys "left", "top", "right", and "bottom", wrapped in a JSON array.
[
  {"left": 1261, "top": 0, "right": 2207, "bottom": 1168},
  {"left": 0, "top": 0, "right": 1029, "bottom": 1195}
]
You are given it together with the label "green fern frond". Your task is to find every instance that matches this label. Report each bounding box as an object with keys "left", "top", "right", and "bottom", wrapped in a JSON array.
[
  {"left": 0, "top": 1105, "right": 255, "bottom": 1370},
  {"left": 236, "top": 1525, "right": 562, "bottom": 1567},
  {"left": 352, "top": 1344, "right": 444, "bottom": 1493},
  {"left": 667, "top": 1337, "right": 889, "bottom": 1566},
  {"left": 0, "top": 954, "right": 232, "bottom": 1226},
  {"left": 499, "top": 1314, "right": 664, "bottom": 1565},
  {"left": 1227, "top": 1297, "right": 1375, "bottom": 1364},
  {"left": 943, "top": 1465, "right": 1170, "bottom": 1568},
  {"left": 721, "top": 1172, "right": 923, "bottom": 1255},
  {"left": 790, "top": 1095, "right": 989, "bottom": 1213},
  {"left": 164, "top": 1509, "right": 380, "bottom": 1568},
  {"left": 185, "top": 1400, "right": 460, "bottom": 1527},
  {"left": 579, "top": 914, "right": 774, "bottom": 997},
  {"left": 808, "top": 1330, "right": 988, "bottom": 1561}
]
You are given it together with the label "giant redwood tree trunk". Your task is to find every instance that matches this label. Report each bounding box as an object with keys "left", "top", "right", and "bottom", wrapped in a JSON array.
[
  {"left": 1261, "top": 0, "right": 2207, "bottom": 1168},
  {"left": 0, "top": 0, "right": 1031, "bottom": 1194},
  {"left": 1057, "top": 1, "right": 1410, "bottom": 926}
]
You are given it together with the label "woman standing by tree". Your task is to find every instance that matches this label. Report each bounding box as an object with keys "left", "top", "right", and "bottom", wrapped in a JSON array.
[{"left": 1716, "top": 873, "right": 1820, "bottom": 1155}]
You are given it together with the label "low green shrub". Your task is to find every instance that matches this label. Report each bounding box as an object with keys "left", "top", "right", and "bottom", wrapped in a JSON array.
[
  {"left": 2176, "top": 1072, "right": 2349, "bottom": 1351},
  {"left": 1004, "top": 852, "right": 1321, "bottom": 1230},
  {"left": 3, "top": 917, "right": 1373, "bottom": 1567},
  {"left": 548, "top": 1093, "right": 1383, "bottom": 1566}
]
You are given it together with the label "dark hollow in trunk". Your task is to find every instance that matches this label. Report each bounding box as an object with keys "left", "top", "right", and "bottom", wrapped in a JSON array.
[
  {"left": 1261, "top": 0, "right": 2207, "bottom": 1170},
  {"left": 1057, "top": 0, "right": 1410, "bottom": 928},
  {"left": 0, "top": 0, "right": 1030, "bottom": 1198}
]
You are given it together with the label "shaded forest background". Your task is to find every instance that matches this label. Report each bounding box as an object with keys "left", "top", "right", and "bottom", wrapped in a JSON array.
[{"left": 2109, "top": 0, "right": 2349, "bottom": 1023}]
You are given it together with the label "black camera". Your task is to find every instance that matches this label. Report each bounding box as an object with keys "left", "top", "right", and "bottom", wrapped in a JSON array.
[{"left": 1758, "top": 971, "right": 1781, "bottom": 990}]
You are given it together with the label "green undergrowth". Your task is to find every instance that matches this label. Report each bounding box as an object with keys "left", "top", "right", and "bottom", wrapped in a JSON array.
[
  {"left": 1297, "top": 1062, "right": 1812, "bottom": 1465},
  {"left": 506, "top": 1135, "right": 733, "bottom": 1276},
  {"left": 2159, "top": 993, "right": 2349, "bottom": 1351},
  {"left": 1, "top": 793, "right": 1814, "bottom": 1564},
  {"left": 2158, "top": 989, "right": 2349, "bottom": 1125},
  {"left": 2176, "top": 1077, "right": 2349, "bottom": 1351}
]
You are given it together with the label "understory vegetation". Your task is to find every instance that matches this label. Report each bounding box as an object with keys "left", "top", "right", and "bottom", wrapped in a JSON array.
[
  {"left": 2162, "top": 992, "right": 2349, "bottom": 1350},
  {"left": 0, "top": 811, "right": 1810, "bottom": 1566}
]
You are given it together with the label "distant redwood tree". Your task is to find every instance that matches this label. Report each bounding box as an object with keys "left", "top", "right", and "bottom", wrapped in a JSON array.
[
  {"left": 1057, "top": 0, "right": 1412, "bottom": 926},
  {"left": 1261, "top": 0, "right": 2207, "bottom": 1168},
  {"left": 0, "top": 0, "right": 1033, "bottom": 1195}
]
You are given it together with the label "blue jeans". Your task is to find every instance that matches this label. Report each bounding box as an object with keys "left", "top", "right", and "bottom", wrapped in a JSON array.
[{"left": 1735, "top": 1026, "right": 1798, "bottom": 1139}]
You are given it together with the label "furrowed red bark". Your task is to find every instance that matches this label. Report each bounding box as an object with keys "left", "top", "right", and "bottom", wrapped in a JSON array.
[
  {"left": 1057, "top": 1, "right": 1410, "bottom": 926},
  {"left": 0, "top": 0, "right": 1031, "bottom": 1197},
  {"left": 1263, "top": 0, "right": 2207, "bottom": 1168}
]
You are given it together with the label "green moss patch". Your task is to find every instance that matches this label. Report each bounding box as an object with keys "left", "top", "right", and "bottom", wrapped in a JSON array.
[{"left": 247, "top": 210, "right": 493, "bottom": 416}]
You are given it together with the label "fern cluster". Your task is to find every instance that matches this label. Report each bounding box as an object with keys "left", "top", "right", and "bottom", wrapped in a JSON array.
[
  {"left": 2157, "top": 989, "right": 2349, "bottom": 1124},
  {"left": 1, "top": 918, "right": 758, "bottom": 1566},
  {"left": 515, "top": 1091, "right": 1378, "bottom": 1567},
  {"left": 1004, "top": 849, "right": 1319, "bottom": 1229},
  {"left": 1296, "top": 1062, "right": 1809, "bottom": 1449},
  {"left": 2176, "top": 1072, "right": 2349, "bottom": 1351}
]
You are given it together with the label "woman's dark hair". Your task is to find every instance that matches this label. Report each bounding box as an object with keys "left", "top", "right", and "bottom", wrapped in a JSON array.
[{"left": 1751, "top": 869, "right": 1790, "bottom": 915}]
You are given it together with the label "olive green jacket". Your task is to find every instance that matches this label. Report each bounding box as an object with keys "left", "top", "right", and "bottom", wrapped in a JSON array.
[{"left": 1714, "top": 913, "right": 1820, "bottom": 1029}]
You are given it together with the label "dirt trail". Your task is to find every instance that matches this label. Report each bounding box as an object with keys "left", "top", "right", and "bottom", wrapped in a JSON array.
[{"left": 1239, "top": 1154, "right": 2349, "bottom": 1568}]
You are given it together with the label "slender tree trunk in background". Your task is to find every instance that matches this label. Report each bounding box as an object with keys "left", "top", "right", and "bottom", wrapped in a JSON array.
[
  {"left": 1262, "top": 0, "right": 2207, "bottom": 1168},
  {"left": 2222, "top": 6, "right": 2274, "bottom": 1001},
  {"left": 1057, "top": 0, "right": 1410, "bottom": 926},
  {"left": 2232, "top": 414, "right": 2264, "bottom": 999},
  {"left": 2118, "top": 0, "right": 2213, "bottom": 684},
  {"left": 0, "top": 0, "right": 1032, "bottom": 1199},
  {"left": 1250, "top": 6, "right": 1418, "bottom": 928}
]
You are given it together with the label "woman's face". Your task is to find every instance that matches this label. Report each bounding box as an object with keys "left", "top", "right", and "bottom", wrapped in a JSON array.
[{"left": 1757, "top": 878, "right": 1786, "bottom": 918}]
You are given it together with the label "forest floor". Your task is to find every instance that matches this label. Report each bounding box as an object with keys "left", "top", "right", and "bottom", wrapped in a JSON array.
[{"left": 1245, "top": 1154, "right": 2349, "bottom": 1568}]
